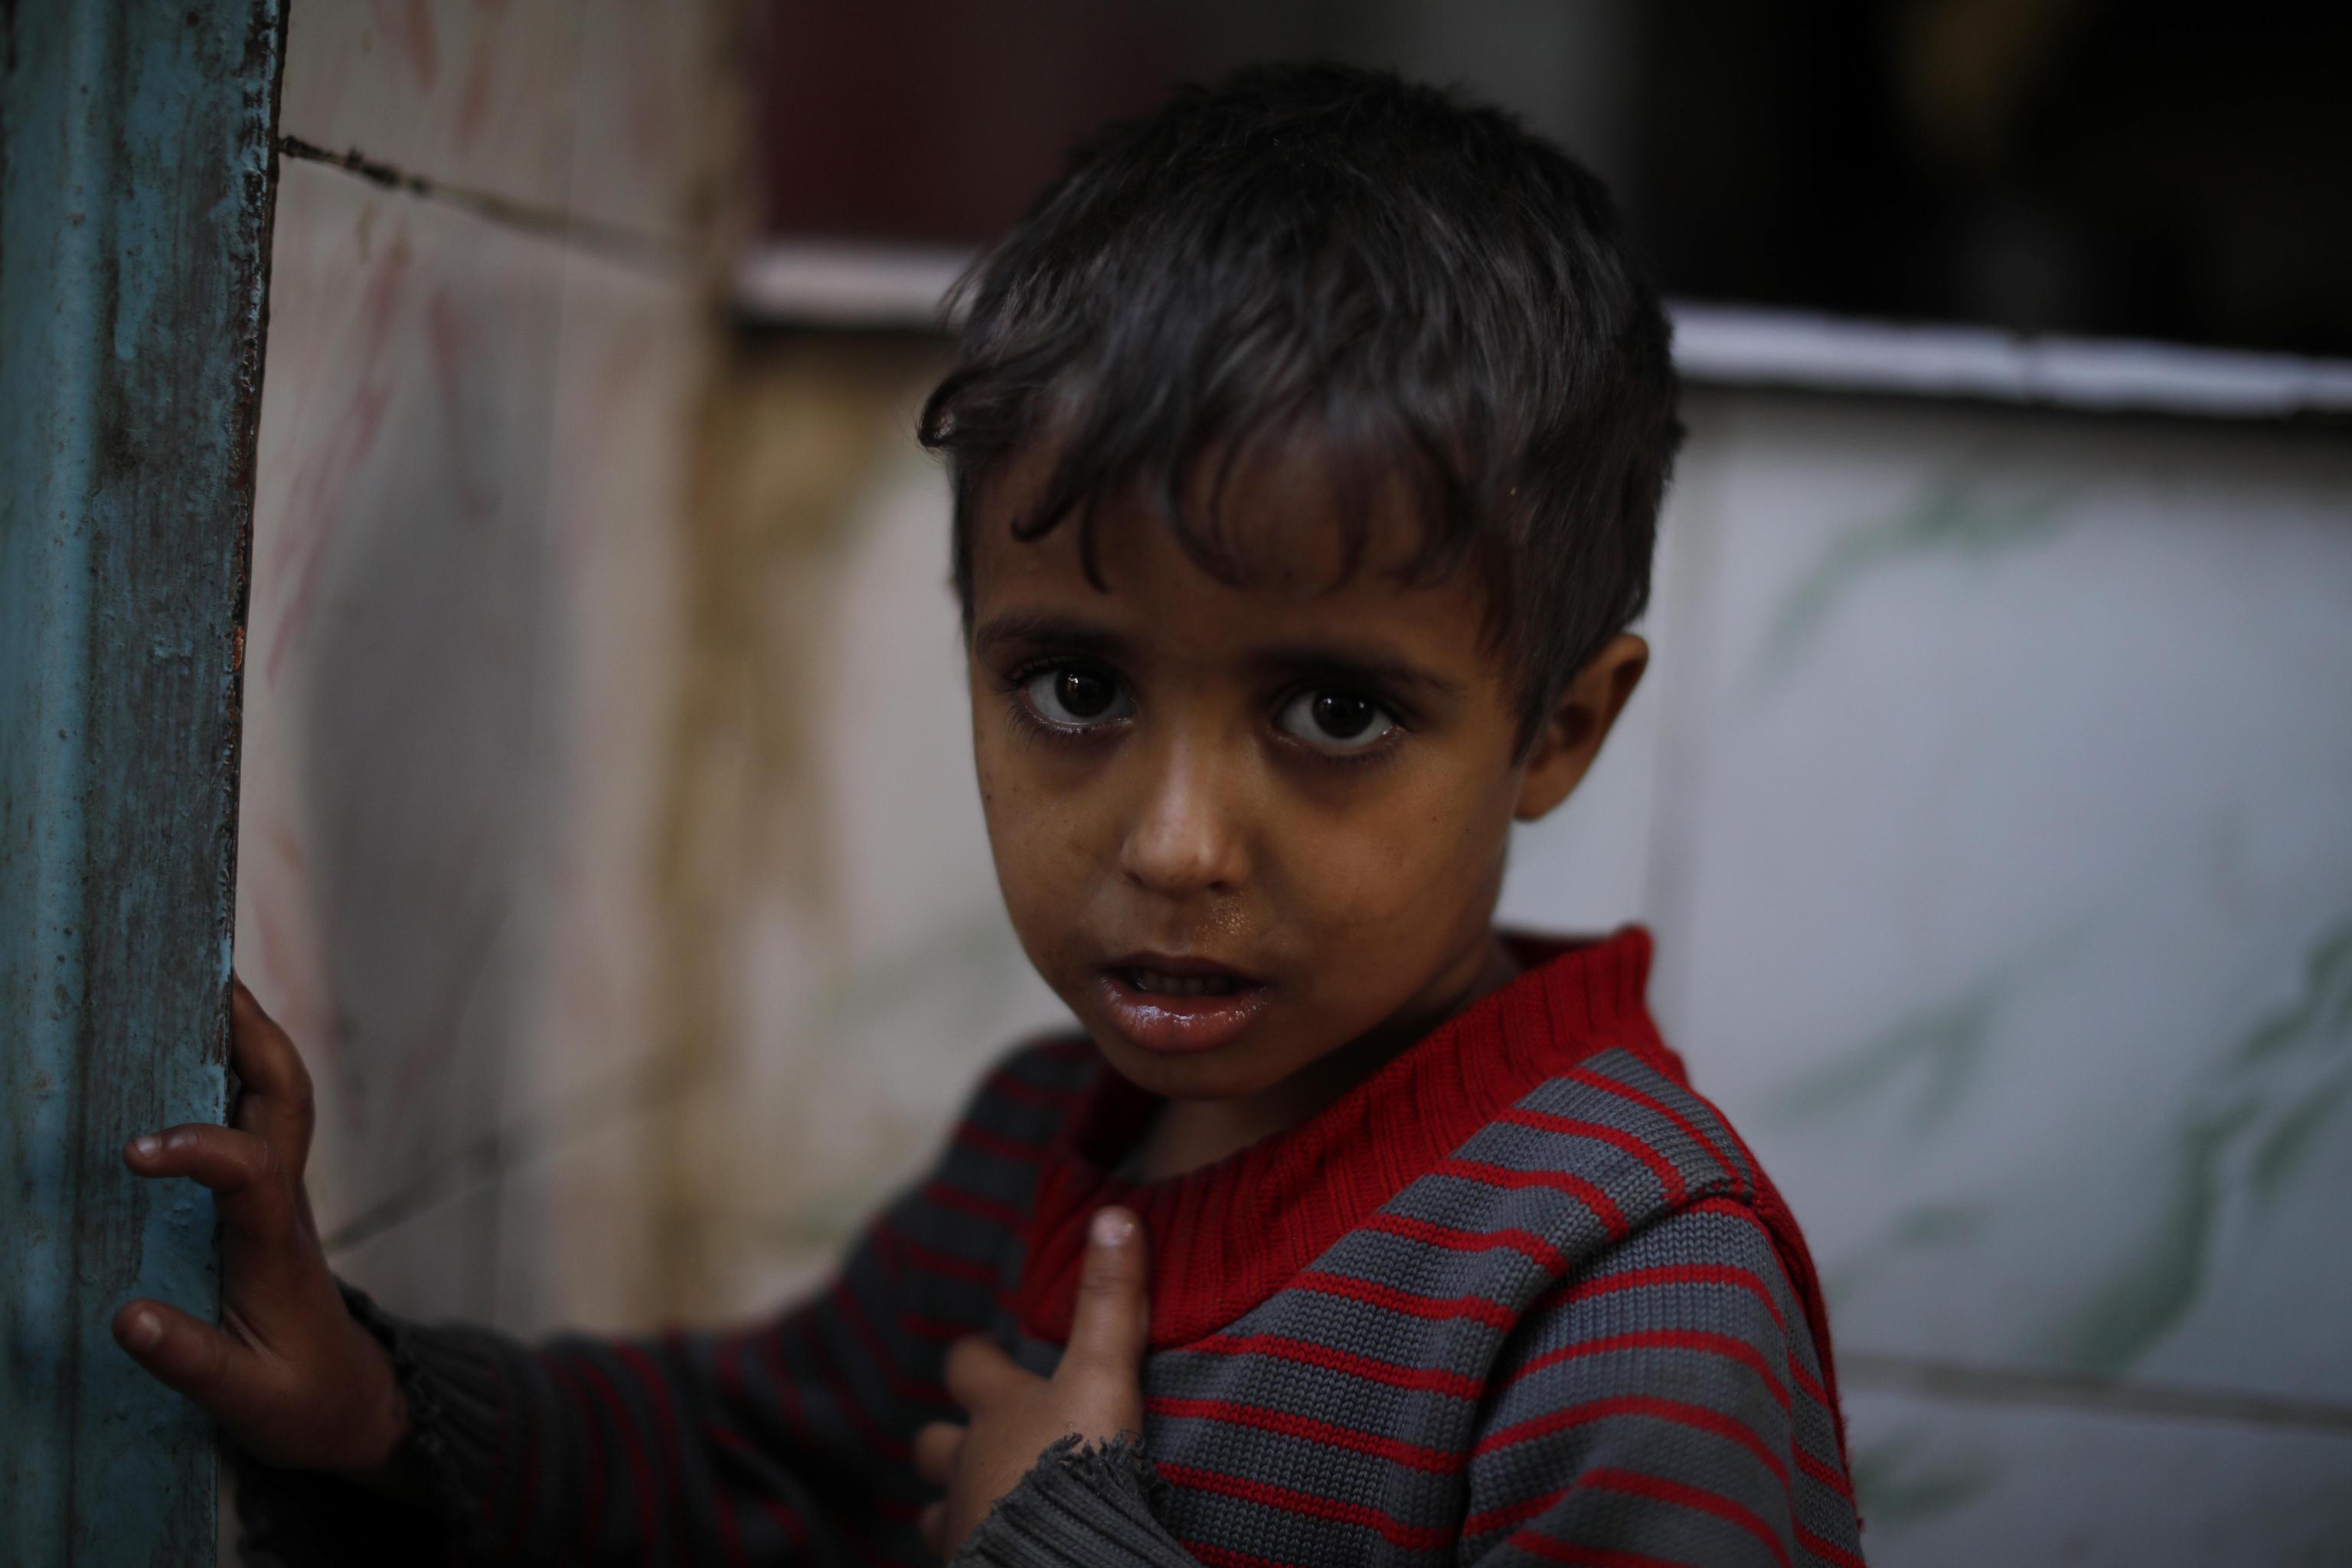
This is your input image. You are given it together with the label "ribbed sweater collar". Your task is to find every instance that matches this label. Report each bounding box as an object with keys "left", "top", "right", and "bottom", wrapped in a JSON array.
[{"left": 1014, "top": 926, "right": 1675, "bottom": 1348}]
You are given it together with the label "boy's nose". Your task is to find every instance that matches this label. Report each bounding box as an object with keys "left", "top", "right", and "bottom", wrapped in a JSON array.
[{"left": 1116, "top": 742, "right": 1250, "bottom": 898}]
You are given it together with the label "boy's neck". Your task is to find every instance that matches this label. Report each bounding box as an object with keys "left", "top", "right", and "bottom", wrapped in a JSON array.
[{"left": 1122, "top": 931, "right": 1522, "bottom": 1182}]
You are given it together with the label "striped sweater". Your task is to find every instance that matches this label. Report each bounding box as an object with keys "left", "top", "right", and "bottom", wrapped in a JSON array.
[{"left": 241, "top": 929, "right": 1863, "bottom": 1567}]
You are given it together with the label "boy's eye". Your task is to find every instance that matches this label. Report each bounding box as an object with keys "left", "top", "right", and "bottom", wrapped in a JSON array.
[
  {"left": 1276, "top": 689, "right": 1396, "bottom": 753},
  {"left": 1023, "top": 666, "right": 1133, "bottom": 727}
]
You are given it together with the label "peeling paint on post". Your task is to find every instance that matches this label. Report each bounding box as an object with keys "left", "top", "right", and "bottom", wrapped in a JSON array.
[{"left": 2, "top": 2, "right": 286, "bottom": 1563}]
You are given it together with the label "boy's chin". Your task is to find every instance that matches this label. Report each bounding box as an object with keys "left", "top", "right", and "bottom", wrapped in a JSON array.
[{"left": 1086, "top": 1024, "right": 1304, "bottom": 1103}]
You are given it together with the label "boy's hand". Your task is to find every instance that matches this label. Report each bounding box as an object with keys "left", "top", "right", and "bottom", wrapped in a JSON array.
[
  {"left": 110, "top": 978, "right": 413, "bottom": 1483},
  {"left": 913, "top": 1207, "right": 1148, "bottom": 1559}
]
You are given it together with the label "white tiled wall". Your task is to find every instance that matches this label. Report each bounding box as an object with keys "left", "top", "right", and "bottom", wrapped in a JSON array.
[
  {"left": 1529, "top": 392, "right": 2352, "bottom": 1562},
  {"left": 237, "top": 0, "right": 721, "bottom": 1334}
]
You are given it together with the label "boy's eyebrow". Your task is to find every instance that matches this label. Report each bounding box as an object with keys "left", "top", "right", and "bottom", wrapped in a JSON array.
[
  {"left": 975, "top": 613, "right": 1463, "bottom": 695},
  {"left": 971, "top": 611, "right": 1135, "bottom": 662},
  {"left": 1243, "top": 641, "right": 1464, "bottom": 696}
]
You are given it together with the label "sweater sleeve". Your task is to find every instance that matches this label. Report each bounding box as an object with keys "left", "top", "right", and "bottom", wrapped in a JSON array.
[
  {"left": 234, "top": 1047, "right": 1088, "bottom": 1566},
  {"left": 237, "top": 1182, "right": 1013, "bottom": 1567},
  {"left": 950, "top": 1436, "right": 1200, "bottom": 1568},
  {"left": 1458, "top": 1198, "right": 1864, "bottom": 1568}
]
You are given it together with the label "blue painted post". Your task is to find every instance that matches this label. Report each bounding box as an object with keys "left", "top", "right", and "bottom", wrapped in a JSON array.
[{"left": 2, "top": 2, "right": 285, "bottom": 1562}]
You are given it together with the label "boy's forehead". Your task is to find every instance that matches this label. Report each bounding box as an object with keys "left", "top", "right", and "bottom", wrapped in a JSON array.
[
  {"left": 969, "top": 441, "right": 1500, "bottom": 684},
  {"left": 973, "top": 433, "right": 1444, "bottom": 602}
]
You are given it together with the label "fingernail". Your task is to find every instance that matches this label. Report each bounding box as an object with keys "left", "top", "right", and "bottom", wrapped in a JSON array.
[
  {"left": 126, "top": 1310, "right": 163, "bottom": 1351},
  {"left": 1090, "top": 1207, "right": 1135, "bottom": 1247},
  {"left": 131, "top": 1135, "right": 161, "bottom": 1161}
]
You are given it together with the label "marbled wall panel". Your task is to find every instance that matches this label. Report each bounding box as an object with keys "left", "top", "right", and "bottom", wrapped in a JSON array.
[
  {"left": 1841, "top": 1387, "right": 2352, "bottom": 1566},
  {"left": 681, "top": 443, "right": 1073, "bottom": 1318},
  {"left": 279, "top": 0, "right": 583, "bottom": 209},
  {"left": 489, "top": 1104, "right": 658, "bottom": 1336},
  {"left": 327, "top": 1180, "right": 503, "bottom": 1325},
  {"left": 237, "top": 158, "right": 569, "bottom": 1239},
  {"left": 498, "top": 246, "right": 699, "bottom": 1117},
  {"left": 567, "top": 0, "right": 724, "bottom": 240},
  {"left": 1639, "top": 394, "right": 2352, "bottom": 1406}
]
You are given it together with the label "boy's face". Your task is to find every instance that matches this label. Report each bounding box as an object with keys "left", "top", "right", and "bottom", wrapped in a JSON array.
[{"left": 965, "top": 443, "right": 1644, "bottom": 1106}]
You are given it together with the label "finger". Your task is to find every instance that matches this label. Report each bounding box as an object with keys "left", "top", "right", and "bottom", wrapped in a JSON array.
[
  {"left": 230, "top": 976, "right": 315, "bottom": 1172},
  {"left": 112, "top": 1298, "right": 270, "bottom": 1419},
  {"left": 942, "top": 1334, "right": 1032, "bottom": 1413},
  {"left": 1060, "top": 1207, "right": 1149, "bottom": 1379},
  {"left": 912, "top": 1420, "right": 965, "bottom": 1488},
  {"left": 917, "top": 1501, "right": 946, "bottom": 1559},
  {"left": 125, "top": 1124, "right": 294, "bottom": 1243}
]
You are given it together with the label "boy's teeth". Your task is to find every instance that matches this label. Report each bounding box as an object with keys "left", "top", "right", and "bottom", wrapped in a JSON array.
[{"left": 1129, "top": 969, "right": 1236, "bottom": 997}]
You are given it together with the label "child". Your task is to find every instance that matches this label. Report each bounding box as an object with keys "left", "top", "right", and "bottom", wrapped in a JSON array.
[{"left": 116, "top": 63, "right": 1864, "bottom": 1567}]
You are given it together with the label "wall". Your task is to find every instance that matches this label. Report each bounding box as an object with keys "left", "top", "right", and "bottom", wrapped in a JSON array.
[
  {"left": 1583, "top": 393, "right": 2352, "bottom": 1563},
  {"left": 236, "top": 0, "right": 728, "bottom": 1338},
  {"left": 668, "top": 341, "right": 2352, "bottom": 1563}
]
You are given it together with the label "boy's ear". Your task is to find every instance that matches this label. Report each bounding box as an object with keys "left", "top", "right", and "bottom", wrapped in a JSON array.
[{"left": 1514, "top": 633, "right": 1648, "bottom": 822}]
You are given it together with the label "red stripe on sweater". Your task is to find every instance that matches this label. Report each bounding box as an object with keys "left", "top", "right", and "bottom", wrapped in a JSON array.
[
  {"left": 1703, "top": 1184, "right": 1844, "bottom": 1429},
  {"left": 1794, "top": 1441, "right": 1855, "bottom": 1502},
  {"left": 830, "top": 1279, "right": 950, "bottom": 1406},
  {"left": 756, "top": 1317, "right": 827, "bottom": 1455},
  {"left": 1292, "top": 1269, "right": 1516, "bottom": 1329},
  {"left": 878, "top": 1221, "right": 997, "bottom": 1286},
  {"left": 1468, "top": 1467, "right": 1790, "bottom": 1568},
  {"left": 547, "top": 1358, "right": 607, "bottom": 1563},
  {"left": 497, "top": 1354, "right": 543, "bottom": 1562},
  {"left": 1798, "top": 1522, "right": 1869, "bottom": 1568},
  {"left": 1154, "top": 1462, "right": 1451, "bottom": 1550},
  {"left": 1433, "top": 1158, "right": 1630, "bottom": 1239},
  {"left": 615, "top": 1342, "right": 692, "bottom": 1563},
  {"left": 1184, "top": 1539, "right": 1305, "bottom": 1568},
  {"left": 1682, "top": 1198, "right": 1835, "bottom": 1415},
  {"left": 1476, "top": 1393, "right": 1788, "bottom": 1488},
  {"left": 982, "top": 1058, "right": 1089, "bottom": 1110},
  {"left": 954, "top": 1123, "right": 1050, "bottom": 1165},
  {"left": 1507, "top": 1535, "right": 1690, "bottom": 1568},
  {"left": 1362, "top": 1210, "right": 1569, "bottom": 1273},
  {"left": 754, "top": 1496, "right": 811, "bottom": 1553},
  {"left": 1184, "top": 1330, "right": 1485, "bottom": 1400},
  {"left": 573, "top": 1354, "right": 663, "bottom": 1564},
  {"left": 1565, "top": 1065, "right": 1746, "bottom": 1193},
  {"left": 1787, "top": 1354, "right": 1831, "bottom": 1411},
  {"left": 1544, "top": 1225, "right": 1834, "bottom": 1449},
  {"left": 702, "top": 1424, "right": 751, "bottom": 1568},
  {"left": 1146, "top": 1396, "right": 1460, "bottom": 1473},
  {"left": 704, "top": 1423, "right": 811, "bottom": 1558},
  {"left": 920, "top": 1178, "right": 1026, "bottom": 1231},
  {"left": 1508, "top": 1328, "right": 1791, "bottom": 1411},
  {"left": 1556, "top": 1263, "right": 1788, "bottom": 1336},
  {"left": 898, "top": 1311, "right": 976, "bottom": 1343},
  {"left": 1584, "top": 1468, "right": 1790, "bottom": 1568},
  {"left": 800, "top": 1309, "right": 912, "bottom": 1463},
  {"left": 1496, "top": 1106, "right": 1690, "bottom": 1205}
]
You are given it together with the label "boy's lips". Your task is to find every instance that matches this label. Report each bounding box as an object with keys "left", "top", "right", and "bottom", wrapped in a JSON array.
[{"left": 1096, "top": 952, "right": 1271, "bottom": 1055}]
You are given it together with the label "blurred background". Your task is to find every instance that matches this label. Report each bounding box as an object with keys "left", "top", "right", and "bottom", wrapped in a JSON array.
[{"left": 233, "top": 2, "right": 2352, "bottom": 1562}]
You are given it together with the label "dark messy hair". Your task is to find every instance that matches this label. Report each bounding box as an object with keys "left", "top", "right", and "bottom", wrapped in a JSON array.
[{"left": 919, "top": 62, "right": 1681, "bottom": 750}]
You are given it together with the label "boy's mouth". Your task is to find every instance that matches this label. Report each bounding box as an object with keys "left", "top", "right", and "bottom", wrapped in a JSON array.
[
  {"left": 1096, "top": 953, "right": 1270, "bottom": 1055},
  {"left": 1122, "top": 968, "right": 1241, "bottom": 997}
]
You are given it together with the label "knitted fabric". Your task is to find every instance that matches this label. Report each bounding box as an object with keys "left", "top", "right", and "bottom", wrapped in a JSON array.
[{"left": 243, "top": 928, "right": 1863, "bottom": 1567}]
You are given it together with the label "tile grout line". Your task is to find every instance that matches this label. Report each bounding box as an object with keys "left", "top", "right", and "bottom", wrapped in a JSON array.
[
  {"left": 1842, "top": 1351, "right": 2352, "bottom": 1436},
  {"left": 275, "top": 134, "right": 694, "bottom": 279}
]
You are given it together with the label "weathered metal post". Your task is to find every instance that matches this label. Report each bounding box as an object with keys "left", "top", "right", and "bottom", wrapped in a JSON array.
[{"left": 2, "top": 2, "right": 284, "bottom": 1561}]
